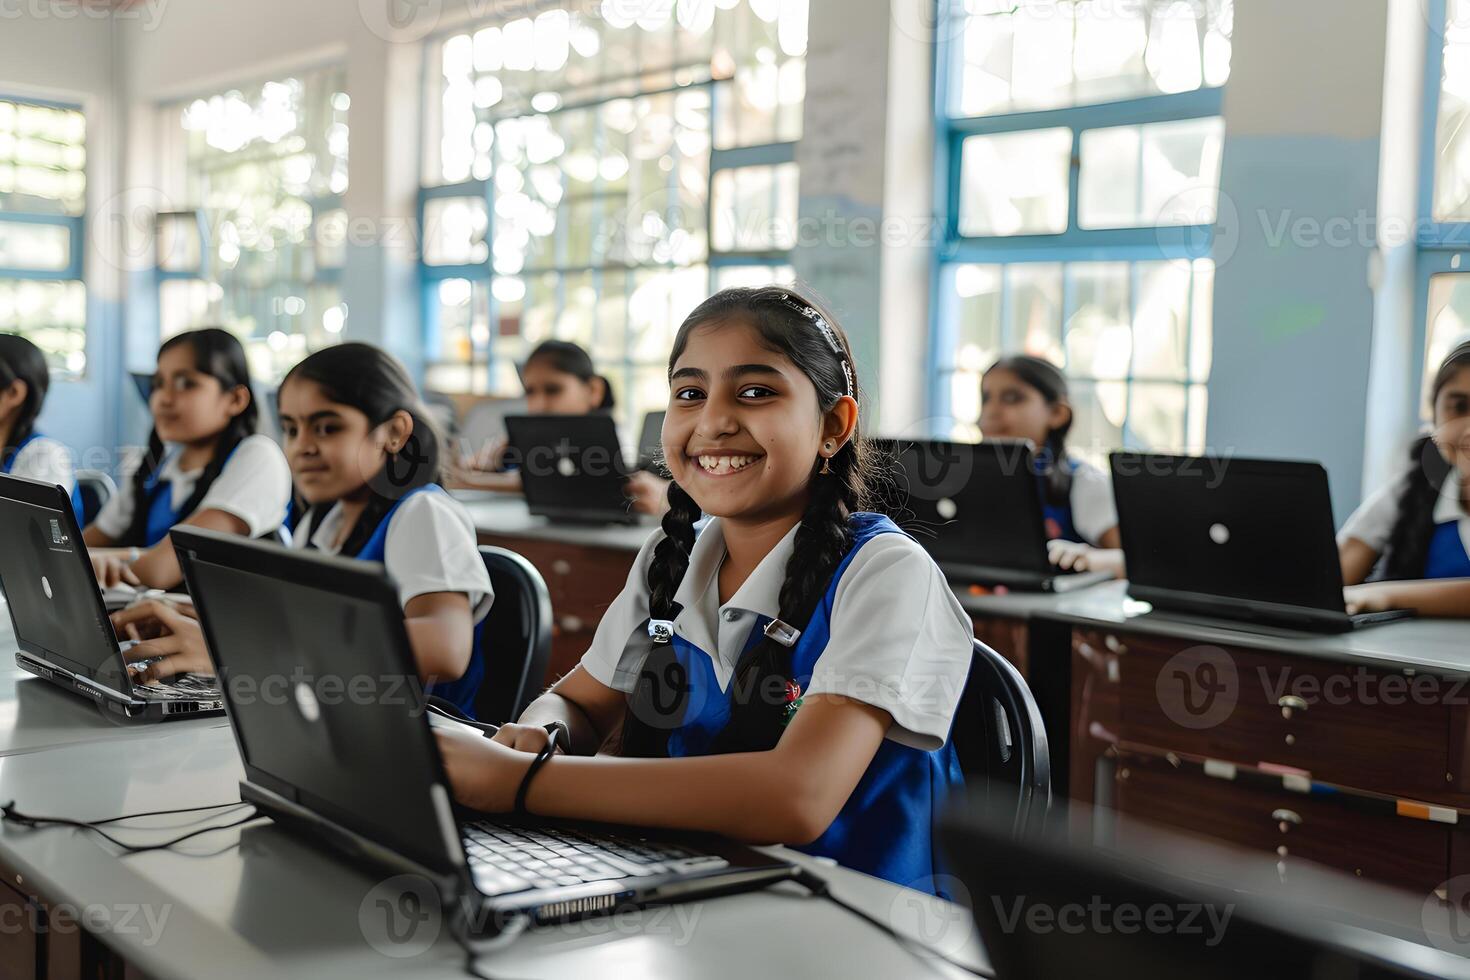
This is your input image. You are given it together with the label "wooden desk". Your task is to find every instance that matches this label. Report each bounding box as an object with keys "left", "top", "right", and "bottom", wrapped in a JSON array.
[{"left": 1033, "top": 581, "right": 1470, "bottom": 898}]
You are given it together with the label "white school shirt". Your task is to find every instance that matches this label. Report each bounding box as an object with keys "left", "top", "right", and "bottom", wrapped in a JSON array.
[
  {"left": 580, "top": 517, "right": 976, "bottom": 752},
  {"left": 292, "top": 490, "right": 493, "bottom": 622},
  {"left": 1339, "top": 467, "right": 1470, "bottom": 558},
  {"left": 1068, "top": 457, "right": 1120, "bottom": 546},
  {"left": 92, "top": 434, "right": 291, "bottom": 539},
  {"left": 6, "top": 437, "right": 75, "bottom": 494}
]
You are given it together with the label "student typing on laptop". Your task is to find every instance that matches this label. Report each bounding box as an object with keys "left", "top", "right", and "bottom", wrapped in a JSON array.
[
  {"left": 979, "top": 355, "right": 1124, "bottom": 578},
  {"left": 436, "top": 288, "right": 973, "bottom": 894},
  {"left": 1339, "top": 343, "right": 1470, "bottom": 618}
]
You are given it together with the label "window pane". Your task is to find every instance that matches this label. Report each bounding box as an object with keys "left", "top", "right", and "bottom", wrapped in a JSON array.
[
  {"left": 0, "top": 219, "right": 70, "bottom": 271},
  {"left": 1127, "top": 381, "right": 1187, "bottom": 451},
  {"left": 1190, "top": 259, "right": 1214, "bottom": 382},
  {"left": 168, "top": 68, "right": 349, "bottom": 379},
  {"left": 1424, "top": 272, "right": 1470, "bottom": 418},
  {"left": 1064, "top": 262, "right": 1131, "bottom": 379},
  {"left": 424, "top": 196, "right": 489, "bottom": 266},
  {"left": 713, "top": 263, "right": 794, "bottom": 290},
  {"left": 712, "top": 162, "right": 798, "bottom": 251},
  {"left": 953, "top": 0, "right": 1233, "bottom": 118},
  {"left": 1069, "top": 379, "right": 1125, "bottom": 466},
  {"left": 1436, "top": 0, "right": 1470, "bottom": 220},
  {"left": 1006, "top": 262, "right": 1064, "bottom": 360},
  {"left": 155, "top": 213, "right": 202, "bottom": 273},
  {"left": 958, "top": 129, "right": 1071, "bottom": 237},
  {"left": 1079, "top": 117, "right": 1224, "bottom": 229},
  {"left": 0, "top": 99, "right": 86, "bottom": 216},
  {"left": 0, "top": 278, "right": 86, "bottom": 377},
  {"left": 1130, "top": 259, "right": 1192, "bottom": 381}
]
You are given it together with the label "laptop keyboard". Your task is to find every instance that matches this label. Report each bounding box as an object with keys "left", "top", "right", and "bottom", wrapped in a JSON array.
[{"left": 462, "top": 821, "right": 728, "bottom": 896}]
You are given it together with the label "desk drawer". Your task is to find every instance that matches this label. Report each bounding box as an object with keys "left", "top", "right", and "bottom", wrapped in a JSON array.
[
  {"left": 1114, "top": 632, "right": 1448, "bottom": 798},
  {"left": 1113, "top": 754, "right": 1450, "bottom": 896}
]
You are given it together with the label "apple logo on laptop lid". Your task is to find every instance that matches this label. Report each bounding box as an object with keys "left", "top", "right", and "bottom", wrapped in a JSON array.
[
  {"left": 1209, "top": 522, "right": 1231, "bottom": 545},
  {"left": 41, "top": 576, "right": 52, "bottom": 600},
  {"left": 294, "top": 681, "right": 322, "bottom": 723}
]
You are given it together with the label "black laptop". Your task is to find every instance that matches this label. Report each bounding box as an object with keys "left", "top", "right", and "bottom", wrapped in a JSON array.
[
  {"left": 171, "top": 527, "right": 799, "bottom": 930},
  {"left": 0, "top": 473, "right": 224, "bottom": 720},
  {"left": 1111, "top": 453, "right": 1414, "bottom": 632},
  {"left": 887, "top": 438, "right": 1111, "bottom": 592},
  {"left": 941, "top": 801, "right": 1470, "bottom": 979},
  {"left": 505, "top": 414, "right": 638, "bottom": 524}
]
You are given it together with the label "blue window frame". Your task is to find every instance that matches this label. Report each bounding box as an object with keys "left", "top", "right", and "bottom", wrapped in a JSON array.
[
  {"left": 0, "top": 95, "right": 87, "bottom": 377},
  {"left": 1416, "top": 0, "right": 1470, "bottom": 417},
  {"left": 932, "top": 0, "right": 1232, "bottom": 460}
]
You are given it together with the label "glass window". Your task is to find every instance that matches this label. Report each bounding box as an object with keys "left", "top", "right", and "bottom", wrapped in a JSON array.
[
  {"left": 160, "top": 68, "right": 349, "bottom": 379},
  {"left": 0, "top": 97, "right": 87, "bottom": 377},
  {"left": 423, "top": 3, "right": 806, "bottom": 439},
  {"left": 952, "top": 0, "right": 1234, "bottom": 118},
  {"left": 958, "top": 129, "right": 1072, "bottom": 237},
  {"left": 1078, "top": 116, "right": 1225, "bottom": 229},
  {"left": 1423, "top": 273, "right": 1470, "bottom": 417}
]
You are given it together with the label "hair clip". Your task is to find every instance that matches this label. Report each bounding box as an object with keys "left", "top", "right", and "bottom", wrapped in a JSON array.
[
  {"left": 774, "top": 294, "right": 853, "bottom": 397},
  {"left": 763, "top": 618, "right": 801, "bottom": 648},
  {"left": 647, "top": 619, "right": 676, "bottom": 644}
]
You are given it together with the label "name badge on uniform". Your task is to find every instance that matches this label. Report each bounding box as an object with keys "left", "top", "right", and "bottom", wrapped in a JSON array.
[{"left": 647, "top": 619, "right": 676, "bottom": 644}]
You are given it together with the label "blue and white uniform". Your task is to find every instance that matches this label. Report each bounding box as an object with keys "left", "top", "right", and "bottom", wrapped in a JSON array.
[
  {"left": 1036, "top": 455, "right": 1118, "bottom": 546},
  {"left": 581, "top": 512, "right": 974, "bottom": 894},
  {"left": 1, "top": 432, "right": 80, "bottom": 518},
  {"left": 292, "top": 486, "right": 494, "bottom": 717},
  {"left": 92, "top": 434, "right": 291, "bottom": 547},
  {"left": 1340, "top": 468, "right": 1470, "bottom": 579}
]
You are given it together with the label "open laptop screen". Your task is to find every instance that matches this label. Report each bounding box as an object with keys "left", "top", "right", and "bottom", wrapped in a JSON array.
[
  {"left": 0, "top": 481, "right": 120, "bottom": 682},
  {"left": 181, "top": 544, "right": 456, "bottom": 874}
]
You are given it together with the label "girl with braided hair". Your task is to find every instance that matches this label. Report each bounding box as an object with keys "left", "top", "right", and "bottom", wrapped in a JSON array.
[
  {"left": 0, "top": 334, "right": 81, "bottom": 517},
  {"left": 1339, "top": 342, "right": 1470, "bottom": 617},
  {"left": 436, "top": 286, "right": 974, "bottom": 892},
  {"left": 83, "top": 328, "right": 290, "bottom": 591}
]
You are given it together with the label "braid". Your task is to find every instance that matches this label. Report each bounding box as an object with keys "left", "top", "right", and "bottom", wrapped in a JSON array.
[
  {"left": 1379, "top": 435, "right": 1452, "bottom": 580},
  {"left": 619, "top": 478, "right": 702, "bottom": 758},
  {"left": 118, "top": 431, "right": 168, "bottom": 547},
  {"left": 1038, "top": 431, "right": 1074, "bottom": 509}
]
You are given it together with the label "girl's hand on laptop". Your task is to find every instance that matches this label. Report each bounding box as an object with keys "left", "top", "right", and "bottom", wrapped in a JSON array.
[
  {"left": 626, "top": 471, "right": 671, "bottom": 517},
  {"left": 1344, "top": 583, "right": 1395, "bottom": 615},
  {"left": 1047, "top": 540, "right": 1126, "bottom": 579},
  {"left": 111, "top": 600, "right": 214, "bottom": 681},
  {"left": 91, "top": 551, "right": 142, "bottom": 589},
  {"left": 435, "top": 728, "right": 535, "bottom": 813}
]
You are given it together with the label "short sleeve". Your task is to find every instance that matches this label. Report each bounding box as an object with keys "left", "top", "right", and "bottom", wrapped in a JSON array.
[
  {"left": 578, "top": 528, "right": 663, "bottom": 693},
  {"left": 804, "top": 534, "right": 974, "bottom": 752},
  {"left": 10, "top": 438, "right": 75, "bottom": 494},
  {"left": 1338, "top": 475, "right": 1404, "bottom": 553},
  {"left": 194, "top": 435, "right": 292, "bottom": 536},
  {"left": 382, "top": 491, "right": 494, "bottom": 621},
  {"left": 91, "top": 456, "right": 141, "bottom": 539},
  {"left": 1069, "top": 460, "right": 1119, "bottom": 546}
]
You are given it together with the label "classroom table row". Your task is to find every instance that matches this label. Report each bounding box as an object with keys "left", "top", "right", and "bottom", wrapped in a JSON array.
[
  {"left": 0, "top": 605, "right": 986, "bottom": 979},
  {"left": 460, "top": 493, "right": 1470, "bottom": 898}
]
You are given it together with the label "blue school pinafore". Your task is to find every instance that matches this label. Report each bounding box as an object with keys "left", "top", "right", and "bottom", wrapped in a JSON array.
[
  {"left": 139, "top": 442, "right": 254, "bottom": 547},
  {"left": 351, "top": 484, "right": 487, "bottom": 719},
  {"left": 660, "top": 512, "right": 965, "bottom": 894},
  {"left": 1424, "top": 519, "right": 1470, "bottom": 578},
  {"left": 2, "top": 432, "right": 83, "bottom": 522},
  {"left": 1034, "top": 455, "right": 1083, "bottom": 544}
]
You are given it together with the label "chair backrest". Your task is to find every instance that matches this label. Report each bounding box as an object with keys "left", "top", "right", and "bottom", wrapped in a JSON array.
[
  {"left": 951, "top": 639, "right": 1051, "bottom": 836},
  {"left": 74, "top": 469, "right": 117, "bottom": 527},
  {"left": 473, "top": 545, "right": 553, "bottom": 725}
]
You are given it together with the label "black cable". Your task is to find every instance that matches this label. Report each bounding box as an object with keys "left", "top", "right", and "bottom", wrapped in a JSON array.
[
  {"left": 1, "top": 800, "right": 266, "bottom": 854},
  {"left": 84, "top": 800, "right": 250, "bottom": 826},
  {"left": 446, "top": 889, "right": 532, "bottom": 980},
  {"left": 796, "top": 869, "right": 992, "bottom": 978}
]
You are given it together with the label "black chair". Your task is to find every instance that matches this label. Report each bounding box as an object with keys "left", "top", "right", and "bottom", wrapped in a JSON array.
[
  {"left": 472, "top": 545, "right": 553, "bottom": 725},
  {"left": 951, "top": 639, "right": 1050, "bottom": 837},
  {"left": 74, "top": 469, "right": 116, "bottom": 526}
]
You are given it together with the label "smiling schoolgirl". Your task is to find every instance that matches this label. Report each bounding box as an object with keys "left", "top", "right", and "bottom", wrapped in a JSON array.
[{"left": 434, "top": 286, "right": 973, "bottom": 893}]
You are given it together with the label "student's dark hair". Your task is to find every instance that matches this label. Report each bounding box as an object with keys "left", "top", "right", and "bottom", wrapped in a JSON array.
[
  {"left": 1380, "top": 342, "right": 1470, "bottom": 580},
  {"left": 0, "top": 334, "right": 50, "bottom": 468},
  {"left": 120, "top": 328, "right": 258, "bottom": 547},
  {"left": 284, "top": 342, "right": 445, "bottom": 558},
  {"left": 523, "top": 339, "right": 616, "bottom": 410},
  {"left": 983, "top": 354, "right": 1074, "bottom": 507},
  {"left": 620, "top": 285, "right": 874, "bottom": 758}
]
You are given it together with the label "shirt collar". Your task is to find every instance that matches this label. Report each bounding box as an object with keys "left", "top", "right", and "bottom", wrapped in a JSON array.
[
  {"left": 668, "top": 517, "right": 799, "bottom": 651},
  {"left": 154, "top": 444, "right": 202, "bottom": 485},
  {"left": 306, "top": 501, "right": 349, "bottom": 555},
  {"left": 1434, "top": 468, "right": 1467, "bottom": 525}
]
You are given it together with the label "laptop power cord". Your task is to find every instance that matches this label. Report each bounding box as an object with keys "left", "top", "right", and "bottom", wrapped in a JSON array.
[
  {"left": 1, "top": 799, "right": 264, "bottom": 854},
  {"left": 794, "top": 869, "right": 990, "bottom": 978}
]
